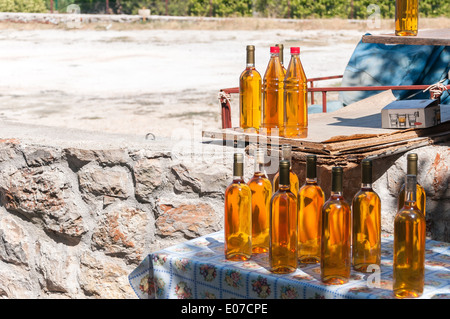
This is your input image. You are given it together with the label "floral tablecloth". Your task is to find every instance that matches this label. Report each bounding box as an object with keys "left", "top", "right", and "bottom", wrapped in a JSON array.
[{"left": 128, "top": 231, "right": 450, "bottom": 299}]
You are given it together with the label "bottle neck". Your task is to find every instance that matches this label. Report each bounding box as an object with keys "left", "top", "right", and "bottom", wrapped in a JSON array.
[
  {"left": 404, "top": 175, "right": 417, "bottom": 206},
  {"left": 279, "top": 165, "right": 290, "bottom": 187},
  {"left": 331, "top": 168, "right": 343, "bottom": 196},
  {"left": 361, "top": 183, "right": 373, "bottom": 190},
  {"left": 306, "top": 177, "right": 317, "bottom": 184},
  {"left": 254, "top": 162, "right": 266, "bottom": 175}
]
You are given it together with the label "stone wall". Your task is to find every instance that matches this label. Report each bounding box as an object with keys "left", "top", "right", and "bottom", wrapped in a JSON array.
[
  {"left": 0, "top": 138, "right": 234, "bottom": 298},
  {"left": 0, "top": 136, "right": 448, "bottom": 298}
]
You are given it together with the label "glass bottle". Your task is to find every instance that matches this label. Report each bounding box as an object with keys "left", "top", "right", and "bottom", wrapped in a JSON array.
[
  {"left": 321, "top": 166, "right": 351, "bottom": 284},
  {"left": 395, "top": 0, "right": 418, "bottom": 36},
  {"left": 239, "top": 45, "right": 262, "bottom": 133},
  {"left": 224, "top": 153, "right": 252, "bottom": 261},
  {"left": 283, "top": 47, "right": 308, "bottom": 138},
  {"left": 394, "top": 174, "right": 426, "bottom": 298},
  {"left": 298, "top": 155, "right": 324, "bottom": 264},
  {"left": 248, "top": 149, "right": 272, "bottom": 253},
  {"left": 269, "top": 160, "right": 298, "bottom": 274},
  {"left": 397, "top": 153, "right": 426, "bottom": 216},
  {"left": 261, "top": 46, "right": 285, "bottom": 136},
  {"left": 352, "top": 159, "right": 381, "bottom": 272}
]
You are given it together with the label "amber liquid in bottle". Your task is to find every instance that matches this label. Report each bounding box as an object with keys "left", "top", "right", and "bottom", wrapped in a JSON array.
[
  {"left": 397, "top": 153, "right": 426, "bottom": 216},
  {"left": 272, "top": 144, "right": 299, "bottom": 202},
  {"left": 248, "top": 149, "right": 272, "bottom": 253},
  {"left": 395, "top": 0, "right": 418, "bottom": 36},
  {"left": 298, "top": 155, "right": 324, "bottom": 264},
  {"left": 225, "top": 153, "right": 252, "bottom": 261},
  {"left": 262, "top": 46, "right": 285, "bottom": 136},
  {"left": 283, "top": 47, "right": 308, "bottom": 138},
  {"left": 352, "top": 159, "right": 381, "bottom": 272},
  {"left": 270, "top": 160, "right": 298, "bottom": 273},
  {"left": 321, "top": 166, "right": 351, "bottom": 284},
  {"left": 394, "top": 174, "right": 426, "bottom": 298},
  {"left": 239, "top": 45, "right": 262, "bottom": 133}
]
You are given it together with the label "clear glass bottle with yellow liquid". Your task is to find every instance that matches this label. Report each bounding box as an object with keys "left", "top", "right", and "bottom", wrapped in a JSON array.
[
  {"left": 395, "top": 0, "right": 418, "bottom": 36},
  {"left": 352, "top": 159, "right": 381, "bottom": 272},
  {"left": 262, "top": 46, "right": 285, "bottom": 136},
  {"left": 239, "top": 45, "right": 262, "bottom": 132},
  {"left": 394, "top": 174, "right": 426, "bottom": 298},
  {"left": 224, "top": 153, "right": 252, "bottom": 261},
  {"left": 298, "top": 155, "right": 324, "bottom": 264},
  {"left": 283, "top": 47, "right": 308, "bottom": 138},
  {"left": 321, "top": 166, "right": 351, "bottom": 284},
  {"left": 248, "top": 149, "right": 272, "bottom": 253},
  {"left": 269, "top": 160, "right": 298, "bottom": 274}
]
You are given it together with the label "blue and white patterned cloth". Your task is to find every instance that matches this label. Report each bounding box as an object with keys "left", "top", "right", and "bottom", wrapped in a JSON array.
[{"left": 128, "top": 231, "right": 450, "bottom": 299}]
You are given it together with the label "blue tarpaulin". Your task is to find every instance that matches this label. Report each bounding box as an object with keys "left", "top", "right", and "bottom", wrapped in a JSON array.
[{"left": 339, "top": 35, "right": 450, "bottom": 106}]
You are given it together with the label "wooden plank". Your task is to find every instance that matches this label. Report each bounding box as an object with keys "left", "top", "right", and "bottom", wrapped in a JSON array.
[
  {"left": 202, "top": 129, "right": 330, "bottom": 154},
  {"left": 362, "top": 28, "right": 450, "bottom": 46}
]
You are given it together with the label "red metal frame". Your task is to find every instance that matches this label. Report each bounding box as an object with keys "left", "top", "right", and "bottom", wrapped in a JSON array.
[{"left": 219, "top": 78, "right": 449, "bottom": 129}]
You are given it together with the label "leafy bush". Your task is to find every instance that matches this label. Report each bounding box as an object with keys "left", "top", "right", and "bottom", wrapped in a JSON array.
[
  {"left": 0, "top": 0, "right": 47, "bottom": 13},
  {"left": 2, "top": 0, "right": 448, "bottom": 18}
]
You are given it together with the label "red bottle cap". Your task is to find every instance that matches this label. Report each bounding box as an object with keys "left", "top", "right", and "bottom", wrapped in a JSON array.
[
  {"left": 270, "top": 46, "right": 280, "bottom": 53},
  {"left": 290, "top": 47, "right": 300, "bottom": 54}
]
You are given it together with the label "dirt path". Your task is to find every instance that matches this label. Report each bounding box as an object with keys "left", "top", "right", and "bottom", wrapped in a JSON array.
[{"left": 0, "top": 19, "right": 383, "bottom": 138}]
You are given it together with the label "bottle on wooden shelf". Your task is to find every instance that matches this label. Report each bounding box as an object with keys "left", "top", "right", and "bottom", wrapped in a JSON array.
[
  {"left": 283, "top": 46, "right": 308, "bottom": 138},
  {"left": 395, "top": 0, "right": 418, "bottom": 36},
  {"left": 261, "top": 46, "right": 285, "bottom": 136},
  {"left": 239, "top": 45, "right": 262, "bottom": 133}
]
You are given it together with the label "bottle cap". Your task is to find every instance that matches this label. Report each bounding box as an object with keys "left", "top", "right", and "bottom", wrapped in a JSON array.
[
  {"left": 331, "top": 166, "right": 343, "bottom": 193},
  {"left": 406, "top": 153, "right": 418, "bottom": 175},
  {"left": 361, "top": 159, "right": 372, "bottom": 184},
  {"left": 233, "top": 153, "right": 244, "bottom": 177},
  {"left": 279, "top": 160, "right": 290, "bottom": 186},
  {"left": 306, "top": 155, "right": 317, "bottom": 179},
  {"left": 270, "top": 46, "right": 280, "bottom": 54},
  {"left": 290, "top": 47, "right": 300, "bottom": 54}
]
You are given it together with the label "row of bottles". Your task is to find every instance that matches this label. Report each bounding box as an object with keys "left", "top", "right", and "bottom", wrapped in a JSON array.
[
  {"left": 224, "top": 146, "right": 426, "bottom": 298},
  {"left": 239, "top": 45, "right": 308, "bottom": 138}
]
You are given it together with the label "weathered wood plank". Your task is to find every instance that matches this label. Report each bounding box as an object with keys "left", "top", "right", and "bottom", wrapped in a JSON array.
[{"left": 362, "top": 28, "right": 450, "bottom": 46}]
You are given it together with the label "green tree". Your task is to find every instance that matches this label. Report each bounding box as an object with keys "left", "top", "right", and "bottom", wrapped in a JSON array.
[{"left": 0, "top": 0, "right": 47, "bottom": 12}]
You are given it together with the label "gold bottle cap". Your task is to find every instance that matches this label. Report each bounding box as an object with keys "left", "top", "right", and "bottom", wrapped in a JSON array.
[
  {"left": 246, "top": 45, "right": 255, "bottom": 65},
  {"left": 233, "top": 153, "right": 244, "bottom": 177},
  {"left": 361, "top": 159, "right": 372, "bottom": 184},
  {"left": 306, "top": 155, "right": 317, "bottom": 179},
  {"left": 331, "top": 166, "right": 343, "bottom": 193},
  {"left": 407, "top": 153, "right": 418, "bottom": 175},
  {"left": 279, "top": 160, "right": 290, "bottom": 186}
]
